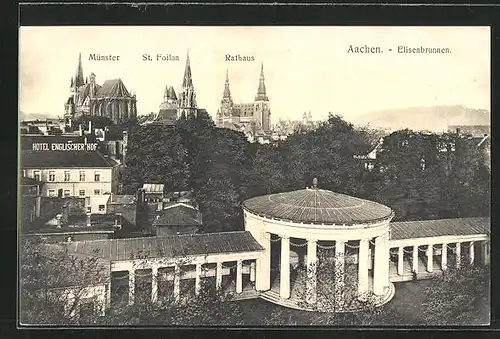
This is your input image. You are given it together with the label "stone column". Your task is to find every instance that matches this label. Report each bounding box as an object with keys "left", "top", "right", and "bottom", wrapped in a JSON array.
[
  {"left": 456, "top": 243, "right": 461, "bottom": 268},
  {"left": 335, "top": 240, "right": 346, "bottom": 309},
  {"left": 397, "top": 247, "right": 404, "bottom": 275},
  {"left": 469, "top": 241, "right": 475, "bottom": 265},
  {"left": 280, "top": 236, "right": 290, "bottom": 299},
  {"left": 250, "top": 261, "right": 256, "bottom": 282},
  {"left": 441, "top": 243, "right": 448, "bottom": 271},
  {"left": 151, "top": 266, "right": 158, "bottom": 303},
  {"left": 412, "top": 245, "right": 419, "bottom": 274},
  {"left": 255, "top": 229, "right": 271, "bottom": 291},
  {"left": 483, "top": 241, "right": 490, "bottom": 265},
  {"left": 128, "top": 269, "right": 135, "bottom": 305},
  {"left": 426, "top": 245, "right": 433, "bottom": 273},
  {"left": 106, "top": 282, "right": 112, "bottom": 310},
  {"left": 174, "top": 265, "right": 181, "bottom": 302},
  {"left": 216, "top": 262, "right": 223, "bottom": 290},
  {"left": 368, "top": 248, "right": 373, "bottom": 270},
  {"left": 195, "top": 263, "right": 202, "bottom": 296},
  {"left": 306, "top": 239, "right": 317, "bottom": 304},
  {"left": 373, "top": 235, "right": 389, "bottom": 295},
  {"left": 358, "top": 238, "right": 369, "bottom": 297},
  {"left": 236, "top": 260, "right": 243, "bottom": 294}
]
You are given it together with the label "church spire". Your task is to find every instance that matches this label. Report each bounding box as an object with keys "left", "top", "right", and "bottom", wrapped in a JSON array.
[
  {"left": 182, "top": 50, "right": 193, "bottom": 88},
  {"left": 74, "top": 52, "right": 85, "bottom": 87},
  {"left": 222, "top": 69, "right": 232, "bottom": 101},
  {"left": 255, "top": 62, "right": 268, "bottom": 101}
]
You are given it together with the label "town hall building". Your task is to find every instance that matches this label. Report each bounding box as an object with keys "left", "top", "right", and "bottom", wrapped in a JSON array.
[{"left": 216, "top": 63, "right": 272, "bottom": 134}]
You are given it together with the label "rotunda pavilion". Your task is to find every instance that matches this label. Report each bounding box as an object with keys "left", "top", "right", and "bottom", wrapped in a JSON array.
[{"left": 242, "top": 179, "right": 396, "bottom": 311}]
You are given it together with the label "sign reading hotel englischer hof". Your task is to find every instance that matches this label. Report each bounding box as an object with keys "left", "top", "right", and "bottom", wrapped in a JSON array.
[{"left": 18, "top": 26, "right": 491, "bottom": 327}]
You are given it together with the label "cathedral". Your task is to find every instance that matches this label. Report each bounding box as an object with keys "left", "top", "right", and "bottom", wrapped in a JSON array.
[
  {"left": 215, "top": 63, "right": 272, "bottom": 133},
  {"left": 64, "top": 53, "right": 137, "bottom": 126},
  {"left": 153, "top": 52, "right": 205, "bottom": 125}
]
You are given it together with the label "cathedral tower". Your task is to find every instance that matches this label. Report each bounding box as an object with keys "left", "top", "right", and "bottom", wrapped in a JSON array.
[
  {"left": 178, "top": 50, "right": 198, "bottom": 118},
  {"left": 254, "top": 63, "right": 271, "bottom": 132},
  {"left": 217, "top": 69, "right": 235, "bottom": 126}
]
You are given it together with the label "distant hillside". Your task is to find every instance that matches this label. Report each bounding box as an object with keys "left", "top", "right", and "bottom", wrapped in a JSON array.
[
  {"left": 351, "top": 105, "right": 490, "bottom": 132},
  {"left": 19, "top": 111, "right": 54, "bottom": 121}
]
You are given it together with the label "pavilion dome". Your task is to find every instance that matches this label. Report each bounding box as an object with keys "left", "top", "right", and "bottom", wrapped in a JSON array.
[{"left": 243, "top": 185, "right": 394, "bottom": 226}]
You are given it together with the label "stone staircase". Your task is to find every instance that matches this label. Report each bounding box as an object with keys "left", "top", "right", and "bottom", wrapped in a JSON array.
[{"left": 260, "top": 289, "right": 312, "bottom": 311}]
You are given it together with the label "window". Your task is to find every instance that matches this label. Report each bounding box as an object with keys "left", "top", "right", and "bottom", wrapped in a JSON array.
[
  {"left": 94, "top": 171, "right": 100, "bottom": 182},
  {"left": 79, "top": 171, "right": 86, "bottom": 182},
  {"left": 63, "top": 190, "right": 71, "bottom": 197},
  {"left": 48, "top": 189, "right": 56, "bottom": 197},
  {"left": 94, "top": 189, "right": 100, "bottom": 196},
  {"left": 98, "top": 205, "right": 105, "bottom": 212},
  {"left": 64, "top": 171, "right": 71, "bottom": 182},
  {"left": 33, "top": 171, "right": 41, "bottom": 181},
  {"left": 79, "top": 189, "right": 86, "bottom": 197},
  {"left": 49, "top": 171, "right": 55, "bottom": 182}
]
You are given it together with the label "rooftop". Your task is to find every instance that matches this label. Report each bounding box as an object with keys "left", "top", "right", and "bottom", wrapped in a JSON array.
[
  {"left": 21, "top": 150, "right": 118, "bottom": 168},
  {"left": 389, "top": 217, "right": 490, "bottom": 240},
  {"left": 108, "top": 194, "right": 136, "bottom": 205},
  {"left": 154, "top": 203, "right": 202, "bottom": 227},
  {"left": 243, "top": 187, "right": 394, "bottom": 226},
  {"left": 96, "top": 78, "right": 131, "bottom": 98},
  {"left": 64, "top": 231, "right": 264, "bottom": 261}
]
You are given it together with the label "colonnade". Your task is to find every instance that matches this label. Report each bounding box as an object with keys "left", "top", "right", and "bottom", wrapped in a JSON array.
[
  {"left": 264, "top": 231, "right": 391, "bottom": 305},
  {"left": 117, "top": 259, "right": 257, "bottom": 305},
  {"left": 392, "top": 240, "right": 490, "bottom": 276}
]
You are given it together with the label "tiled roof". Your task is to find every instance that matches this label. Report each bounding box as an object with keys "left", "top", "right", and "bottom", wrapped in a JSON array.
[
  {"left": 108, "top": 194, "right": 136, "bottom": 205},
  {"left": 96, "top": 79, "right": 131, "bottom": 98},
  {"left": 389, "top": 217, "right": 490, "bottom": 240},
  {"left": 154, "top": 204, "right": 202, "bottom": 227},
  {"left": 65, "top": 231, "right": 264, "bottom": 261},
  {"left": 78, "top": 83, "right": 101, "bottom": 100},
  {"left": 157, "top": 108, "right": 178, "bottom": 122},
  {"left": 21, "top": 150, "right": 116, "bottom": 168},
  {"left": 243, "top": 188, "right": 394, "bottom": 226}
]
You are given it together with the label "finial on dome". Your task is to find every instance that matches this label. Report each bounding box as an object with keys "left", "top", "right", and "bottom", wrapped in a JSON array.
[{"left": 312, "top": 178, "right": 318, "bottom": 189}]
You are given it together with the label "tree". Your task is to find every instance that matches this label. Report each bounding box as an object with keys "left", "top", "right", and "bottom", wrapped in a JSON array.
[
  {"left": 74, "top": 115, "right": 114, "bottom": 129},
  {"left": 121, "top": 124, "right": 190, "bottom": 194},
  {"left": 20, "top": 237, "right": 110, "bottom": 325},
  {"left": 420, "top": 261, "right": 490, "bottom": 325}
]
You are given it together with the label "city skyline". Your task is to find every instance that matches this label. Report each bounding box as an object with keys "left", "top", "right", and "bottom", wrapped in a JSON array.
[{"left": 20, "top": 26, "right": 490, "bottom": 124}]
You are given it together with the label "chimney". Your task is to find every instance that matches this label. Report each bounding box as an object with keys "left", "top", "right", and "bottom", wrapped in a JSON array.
[{"left": 86, "top": 212, "right": 91, "bottom": 227}]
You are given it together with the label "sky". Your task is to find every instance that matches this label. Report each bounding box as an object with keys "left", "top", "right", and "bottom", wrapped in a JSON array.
[{"left": 19, "top": 26, "right": 490, "bottom": 124}]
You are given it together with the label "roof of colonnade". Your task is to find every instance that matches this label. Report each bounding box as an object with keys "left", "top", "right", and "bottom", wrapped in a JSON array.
[
  {"left": 389, "top": 217, "right": 490, "bottom": 240},
  {"left": 53, "top": 231, "right": 263, "bottom": 262}
]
